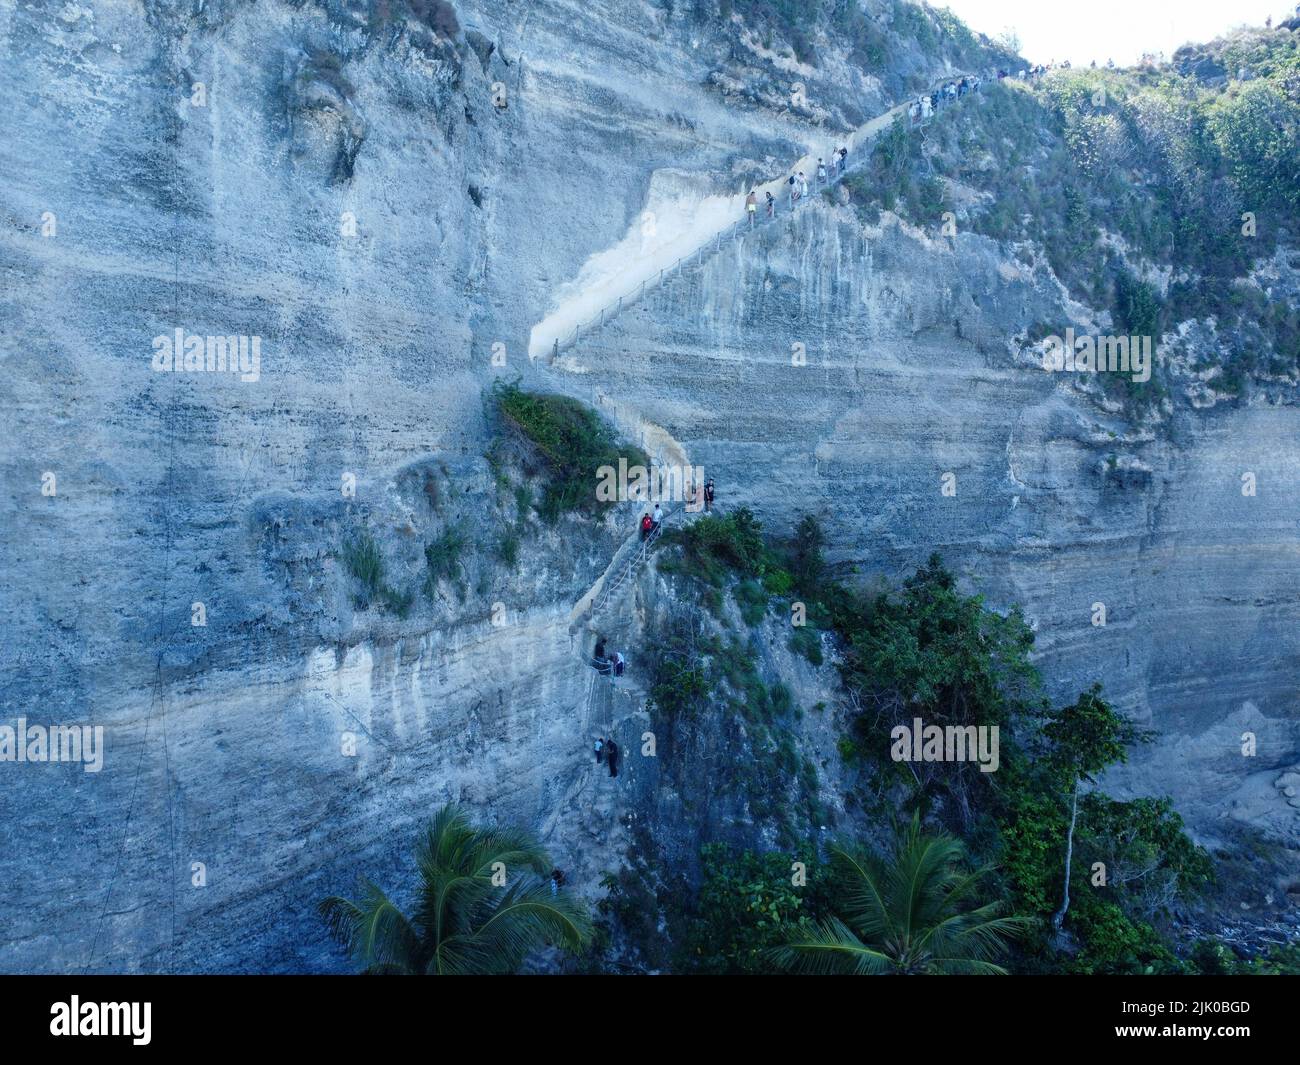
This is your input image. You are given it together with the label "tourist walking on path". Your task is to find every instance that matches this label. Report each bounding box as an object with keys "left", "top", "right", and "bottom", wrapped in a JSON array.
[
  {"left": 745, "top": 188, "right": 757, "bottom": 225},
  {"left": 606, "top": 739, "right": 620, "bottom": 778}
]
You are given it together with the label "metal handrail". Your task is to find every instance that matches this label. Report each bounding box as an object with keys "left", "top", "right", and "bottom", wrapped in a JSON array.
[{"left": 591, "top": 505, "right": 692, "bottom": 614}]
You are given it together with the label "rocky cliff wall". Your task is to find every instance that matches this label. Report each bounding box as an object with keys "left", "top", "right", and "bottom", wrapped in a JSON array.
[{"left": 1, "top": 0, "right": 1295, "bottom": 974}]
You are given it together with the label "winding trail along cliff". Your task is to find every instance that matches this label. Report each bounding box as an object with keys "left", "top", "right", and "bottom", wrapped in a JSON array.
[
  {"left": 0, "top": 0, "right": 1297, "bottom": 974},
  {"left": 528, "top": 71, "right": 976, "bottom": 360}
]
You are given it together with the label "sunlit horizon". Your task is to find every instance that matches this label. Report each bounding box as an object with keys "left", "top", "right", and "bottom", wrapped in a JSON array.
[{"left": 936, "top": 0, "right": 1296, "bottom": 67}]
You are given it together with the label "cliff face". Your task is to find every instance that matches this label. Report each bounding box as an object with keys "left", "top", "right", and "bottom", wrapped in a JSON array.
[
  {"left": 561, "top": 207, "right": 1300, "bottom": 845},
  {"left": 0, "top": 0, "right": 1295, "bottom": 974}
]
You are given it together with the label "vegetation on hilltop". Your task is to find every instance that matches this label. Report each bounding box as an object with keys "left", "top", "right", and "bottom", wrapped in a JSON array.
[
  {"left": 686, "top": 0, "right": 1017, "bottom": 91},
  {"left": 841, "top": 29, "right": 1300, "bottom": 414}
]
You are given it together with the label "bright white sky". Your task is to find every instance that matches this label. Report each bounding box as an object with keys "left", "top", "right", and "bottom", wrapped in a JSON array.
[{"left": 936, "top": 0, "right": 1294, "bottom": 66}]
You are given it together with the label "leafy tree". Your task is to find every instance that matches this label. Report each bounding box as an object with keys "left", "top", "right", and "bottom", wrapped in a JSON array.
[
  {"left": 788, "top": 513, "right": 826, "bottom": 596},
  {"left": 1077, "top": 794, "right": 1213, "bottom": 921},
  {"left": 835, "top": 554, "right": 1042, "bottom": 823},
  {"left": 768, "top": 813, "right": 1030, "bottom": 974},
  {"left": 680, "top": 845, "right": 817, "bottom": 974},
  {"left": 844, "top": 554, "right": 1040, "bottom": 728},
  {"left": 1042, "top": 684, "right": 1139, "bottom": 933},
  {"left": 319, "top": 804, "right": 592, "bottom": 974}
]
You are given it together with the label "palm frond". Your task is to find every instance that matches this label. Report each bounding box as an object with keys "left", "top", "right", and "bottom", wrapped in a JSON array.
[
  {"left": 767, "top": 918, "right": 895, "bottom": 975},
  {"left": 828, "top": 843, "right": 894, "bottom": 943},
  {"left": 323, "top": 803, "right": 588, "bottom": 975},
  {"left": 926, "top": 957, "right": 1011, "bottom": 976},
  {"left": 318, "top": 879, "right": 421, "bottom": 974},
  {"left": 802, "top": 814, "right": 1026, "bottom": 975}
]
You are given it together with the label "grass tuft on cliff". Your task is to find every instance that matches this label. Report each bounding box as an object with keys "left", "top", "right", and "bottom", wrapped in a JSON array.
[
  {"left": 342, "top": 532, "right": 415, "bottom": 616},
  {"left": 491, "top": 380, "right": 648, "bottom": 523}
]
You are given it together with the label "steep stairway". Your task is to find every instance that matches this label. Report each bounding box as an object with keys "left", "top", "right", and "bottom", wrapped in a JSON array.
[
  {"left": 540, "top": 70, "right": 988, "bottom": 854},
  {"left": 532, "top": 71, "right": 984, "bottom": 364},
  {"left": 567, "top": 504, "right": 695, "bottom": 636}
]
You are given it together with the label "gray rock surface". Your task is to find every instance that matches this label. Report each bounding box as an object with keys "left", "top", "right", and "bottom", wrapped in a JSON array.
[{"left": 0, "top": 0, "right": 1295, "bottom": 973}]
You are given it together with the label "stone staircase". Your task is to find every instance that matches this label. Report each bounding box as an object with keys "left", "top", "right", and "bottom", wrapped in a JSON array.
[
  {"left": 542, "top": 71, "right": 989, "bottom": 855},
  {"left": 537, "top": 71, "right": 985, "bottom": 364},
  {"left": 568, "top": 504, "right": 697, "bottom": 635}
]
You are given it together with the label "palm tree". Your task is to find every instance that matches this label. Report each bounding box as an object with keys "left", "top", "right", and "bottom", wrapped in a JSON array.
[
  {"left": 319, "top": 804, "right": 593, "bottom": 974},
  {"left": 768, "top": 813, "right": 1030, "bottom": 974}
]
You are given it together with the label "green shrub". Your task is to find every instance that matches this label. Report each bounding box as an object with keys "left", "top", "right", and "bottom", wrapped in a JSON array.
[
  {"left": 1248, "top": 943, "right": 1300, "bottom": 975},
  {"left": 762, "top": 566, "right": 794, "bottom": 596},
  {"left": 649, "top": 656, "right": 709, "bottom": 721},
  {"left": 342, "top": 533, "right": 415, "bottom": 615},
  {"left": 677, "top": 845, "right": 820, "bottom": 974},
  {"left": 670, "top": 508, "right": 767, "bottom": 584},
  {"left": 342, "top": 533, "right": 385, "bottom": 596},
  {"left": 789, "top": 624, "right": 823, "bottom": 665},
  {"left": 733, "top": 579, "right": 769, "bottom": 626},
  {"left": 425, "top": 526, "right": 466, "bottom": 581},
  {"left": 493, "top": 381, "right": 647, "bottom": 523},
  {"left": 1066, "top": 896, "right": 1186, "bottom": 975},
  {"left": 497, "top": 530, "right": 520, "bottom": 569}
]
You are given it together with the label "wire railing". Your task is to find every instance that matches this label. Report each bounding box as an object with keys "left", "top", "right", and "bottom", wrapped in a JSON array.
[
  {"left": 591, "top": 512, "right": 670, "bottom": 615},
  {"left": 544, "top": 70, "right": 988, "bottom": 363}
]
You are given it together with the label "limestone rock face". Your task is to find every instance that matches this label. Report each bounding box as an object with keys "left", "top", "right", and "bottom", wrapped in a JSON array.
[
  {"left": 565, "top": 206, "right": 1300, "bottom": 859},
  {"left": 0, "top": 0, "right": 1296, "bottom": 973}
]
